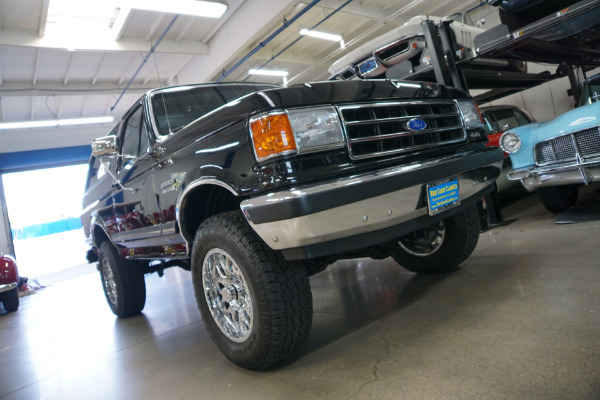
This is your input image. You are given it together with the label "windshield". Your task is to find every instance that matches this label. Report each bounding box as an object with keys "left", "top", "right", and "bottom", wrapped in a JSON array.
[
  {"left": 580, "top": 82, "right": 600, "bottom": 106},
  {"left": 481, "top": 108, "right": 532, "bottom": 134},
  {"left": 150, "top": 84, "right": 274, "bottom": 136}
]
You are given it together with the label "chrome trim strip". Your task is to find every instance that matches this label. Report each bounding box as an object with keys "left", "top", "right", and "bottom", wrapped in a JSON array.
[
  {"left": 349, "top": 137, "right": 467, "bottom": 160},
  {"left": 508, "top": 160, "right": 600, "bottom": 191},
  {"left": 349, "top": 126, "right": 464, "bottom": 143},
  {"left": 344, "top": 112, "right": 460, "bottom": 126}
]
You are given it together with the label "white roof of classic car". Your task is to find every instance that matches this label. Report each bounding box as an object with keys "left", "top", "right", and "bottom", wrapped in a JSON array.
[{"left": 328, "top": 14, "right": 483, "bottom": 76}]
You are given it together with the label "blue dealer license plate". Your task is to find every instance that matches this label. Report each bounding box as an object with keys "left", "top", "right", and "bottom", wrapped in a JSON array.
[{"left": 427, "top": 178, "right": 460, "bottom": 216}]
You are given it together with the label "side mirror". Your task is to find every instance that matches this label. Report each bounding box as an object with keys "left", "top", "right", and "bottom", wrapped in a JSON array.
[
  {"left": 478, "top": 18, "right": 486, "bottom": 28},
  {"left": 92, "top": 135, "right": 118, "bottom": 156}
]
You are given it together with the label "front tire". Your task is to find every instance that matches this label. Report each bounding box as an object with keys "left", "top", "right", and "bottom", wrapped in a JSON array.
[
  {"left": 191, "top": 211, "right": 312, "bottom": 371},
  {"left": 391, "top": 205, "right": 480, "bottom": 274},
  {"left": 98, "top": 241, "right": 146, "bottom": 318},
  {"left": 0, "top": 287, "right": 19, "bottom": 313},
  {"left": 537, "top": 185, "right": 578, "bottom": 213}
]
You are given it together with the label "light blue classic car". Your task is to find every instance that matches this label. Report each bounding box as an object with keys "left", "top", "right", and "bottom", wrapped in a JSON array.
[{"left": 500, "top": 73, "right": 600, "bottom": 213}]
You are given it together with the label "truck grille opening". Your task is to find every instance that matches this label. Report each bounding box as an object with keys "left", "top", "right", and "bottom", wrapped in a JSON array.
[
  {"left": 338, "top": 101, "right": 466, "bottom": 160},
  {"left": 534, "top": 126, "right": 600, "bottom": 166}
]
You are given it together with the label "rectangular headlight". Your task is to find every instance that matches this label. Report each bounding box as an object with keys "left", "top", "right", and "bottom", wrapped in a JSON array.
[
  {"left": 457, "top": 100, "right": 484, "bottom": 128},
  {"left": 249, "top": 106, "right": 345, "bottom": 161},
  {"left": 287, "top": 106, "right": 345, "bottom": 151}
]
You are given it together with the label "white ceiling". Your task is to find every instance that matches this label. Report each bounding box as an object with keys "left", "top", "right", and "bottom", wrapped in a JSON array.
[{"left": 0, "top": 0, "right": 485, "bottom": 154}]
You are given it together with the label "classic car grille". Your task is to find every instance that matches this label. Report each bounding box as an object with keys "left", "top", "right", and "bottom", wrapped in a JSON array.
[
  {"left": 534, "top": 126, "right": 600, "bottom": 166},
  {"left": 338, "top": 101, "right": 466, "bottom": 160},
  {"left": 375, "top": 40, "right": 410, "bottom": 62}
]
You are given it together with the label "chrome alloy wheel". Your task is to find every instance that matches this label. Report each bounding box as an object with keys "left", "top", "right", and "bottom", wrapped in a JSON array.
[
  {"left": 202, "top": 248, "right": 253, "bottom": 343},
  {"left": 398, "top": 220, "right": 446, "bottom": 257},
  {"left": 101, "top": 257, "right": 118, "bottom": 305}
]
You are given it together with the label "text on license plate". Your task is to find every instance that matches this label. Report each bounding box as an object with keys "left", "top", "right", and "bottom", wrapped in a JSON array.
[{"left": 427, "top": 178, "right": 460, "bottom": 216}]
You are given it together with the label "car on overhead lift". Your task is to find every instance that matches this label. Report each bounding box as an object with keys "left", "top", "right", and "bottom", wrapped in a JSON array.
[
  {"left": 488, "top": 0, "right": 582, "bottom": 31},
  {"left": 328, "top": 13, "right": 526, "bottom": 82},
  {"left": 501, "top": 73, "right": 600, "bottom": 213}
]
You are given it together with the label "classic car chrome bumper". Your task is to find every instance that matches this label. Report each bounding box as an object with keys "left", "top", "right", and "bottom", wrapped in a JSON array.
[
  {"left": 507, "top": 158, "right": 600, "bottom": 191},
  {"left": 241, "top": 147, "right": 503, "bottom": 260},
  {"left": 0, "top": 282, "right": 17, "bottom": 294}
]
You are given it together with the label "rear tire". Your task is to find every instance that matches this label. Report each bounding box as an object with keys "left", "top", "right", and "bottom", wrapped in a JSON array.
[
  {"left": 0, "top": 287, "right": 19, "bottom": 313},
  {"left": 391, "top": 205, "right": 480, "bottom": 274},
  {"left": 98, "top": 241, "right": 146, "bottom": 318},
  {"left": 191, "top": 211, "right": 312, "bottom": 371},
  {"left": 537, "top": 185, "right": 579, "bottom": 213}
]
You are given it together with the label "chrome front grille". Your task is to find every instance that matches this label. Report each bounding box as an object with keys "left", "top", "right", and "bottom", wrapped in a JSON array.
[
  {"left": 534, "top": 126, "right": 600, "bottom": 166},
  {"left": 338, "top": 101, "right": 466, "bottom": 160}
]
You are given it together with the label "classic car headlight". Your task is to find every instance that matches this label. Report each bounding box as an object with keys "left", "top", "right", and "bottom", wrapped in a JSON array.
[
  {"left": 500, "top": 131, "right": 521, "bottom": 153},
  {"left": 457, "top": 100, "right": 484, "bottom": 128},
  {"left": 250, "top": 106, "right": 345, "bottom": 161}
]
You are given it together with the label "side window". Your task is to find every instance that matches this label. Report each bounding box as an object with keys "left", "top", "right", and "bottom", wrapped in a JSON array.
[
  {"left": 121, "top": 106, "right": 143, "bottom": 159},
  {"left": 119, "top": 105, "right": 151, "bottom": 168},
  {"left": 513, "top": 110, "right": 531, "bottom": 126}
]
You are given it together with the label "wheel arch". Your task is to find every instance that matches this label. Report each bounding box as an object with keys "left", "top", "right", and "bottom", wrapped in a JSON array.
[
  {"left": 177, "top": 179, "right": 243, "bottom": 247},
  {"left": 90, "top": 217, "right": 111, "bottom": 249}
]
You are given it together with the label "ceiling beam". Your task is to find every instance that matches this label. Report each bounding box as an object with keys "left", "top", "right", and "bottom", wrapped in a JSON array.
[
  {"left": 300, "top": 0, "right": 386, "bottom": 21},
  {"left": 178, "top": 0, "right": 302, "bottom": 83},
  {"left": 145, "top": 15, "right": 166, "bottom": 42},
  {"left": 0, "top": 125, "right": 111, "bottom": 153},
  {"left": 64, "top": 53, "right": 75, "bottom": 86},
  {"left": 92, "top": 53, "right": 109, "bottom": 86},
  {"left": 32, "top": 49, "right": 41, "bottom": 86},
  {"left": 0, "top": 29, "right": 209, "bottom": 54},
  {"left": 251, "top": 48, "right": 318, "bottom": 65},
  {"left": 38, "top": 0, "right": 50, "bottom": 37},
  {"left": 175, "top": 17, "right": 195, "bottom": 42}
]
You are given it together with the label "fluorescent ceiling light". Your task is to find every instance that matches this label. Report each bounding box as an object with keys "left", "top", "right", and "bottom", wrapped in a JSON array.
[
  {"left": 300, "top": 29, "right": 342, "bottom": 42},
  {"left": 0, "top": 116, "right": 114, "bottom": 130},
  {"left": 129, "top": 0, "right": 228, "bottom": 18},
  {"left": 249, "top": 69, "right": 289, "bottom": 77}
]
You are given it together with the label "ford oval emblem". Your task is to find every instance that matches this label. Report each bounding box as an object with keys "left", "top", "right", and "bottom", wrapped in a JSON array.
[{"left": 406, "top": 118, "right": 427, "bottom": 132}]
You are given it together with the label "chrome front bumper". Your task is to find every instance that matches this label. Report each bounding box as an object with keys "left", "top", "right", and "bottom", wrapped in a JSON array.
[
  {"left": 507, "top": 159, "right": 600, "bottom": 191},
  {"left": 0, "top": 282, "right": 17, "bottom": 294},
  {"left": 241, "top": 147, "right": 503, "bottom": 259}
]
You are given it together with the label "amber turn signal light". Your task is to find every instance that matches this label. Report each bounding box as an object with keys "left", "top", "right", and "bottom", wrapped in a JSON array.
[{"left": 250, "top": 113, "right": 297, "bottom": 160}]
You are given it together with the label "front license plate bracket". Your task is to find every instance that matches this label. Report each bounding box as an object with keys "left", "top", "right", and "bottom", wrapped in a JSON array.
[{"left": 426, "top": 177, "right": 460, "bottom": 216}]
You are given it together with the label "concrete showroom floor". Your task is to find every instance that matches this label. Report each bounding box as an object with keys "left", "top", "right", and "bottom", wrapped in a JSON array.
[{"left": 1, "top": 184, "right": 599, "bottom": 400}]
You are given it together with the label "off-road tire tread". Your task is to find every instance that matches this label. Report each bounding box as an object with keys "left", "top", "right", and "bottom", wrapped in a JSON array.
[
  {"left": 192, "top": 210, "right": 312, "bottom": 371},
  {"left": 99, "top": 241, "right": 146, "bottom": 318}
]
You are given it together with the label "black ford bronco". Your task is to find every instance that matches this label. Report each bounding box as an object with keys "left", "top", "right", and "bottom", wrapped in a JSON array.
[{"left": 82, "top": 80, "right": 503, "bottom": 370}]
